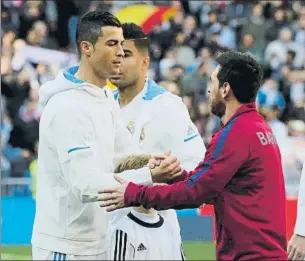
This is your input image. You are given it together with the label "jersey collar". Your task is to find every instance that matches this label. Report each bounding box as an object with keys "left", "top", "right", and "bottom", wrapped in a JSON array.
[
  {"left": 127, "top": 209, "right": 164, "bottom": 228},
  {"left": 114, "top": 78, "right": 166, "bottom": 102}
]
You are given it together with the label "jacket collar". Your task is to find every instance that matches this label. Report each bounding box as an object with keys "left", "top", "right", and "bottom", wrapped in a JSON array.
[
  {"left": 114, "top": 78, "right": 166, "bottom": 101},
  {"left": 221, "top": 102, "right": 257, "bottom": 128}
]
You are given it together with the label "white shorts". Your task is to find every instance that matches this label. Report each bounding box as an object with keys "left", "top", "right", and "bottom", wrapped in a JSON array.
[{"left": 32, "top": 246, "right": 107, "bottom": 260}]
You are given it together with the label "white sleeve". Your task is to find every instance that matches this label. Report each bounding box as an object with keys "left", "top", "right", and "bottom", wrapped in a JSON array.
[
  {"left": 109, "top": 229, "right": 135, "bottom": 260},
  {"left": 159, "top": 97, "right": 206, "bottom": 171},
  {"left": 294, "top": 161, "right": 305, "bottom": 236},
  {"left": 52, "top": 109, "right": 152, "bottom": 203}
]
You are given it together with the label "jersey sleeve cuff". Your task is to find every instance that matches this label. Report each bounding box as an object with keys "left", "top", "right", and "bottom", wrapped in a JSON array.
[
  {"left": 124, "top": 182, "right": 141, "bottom": 207},
  {"left": 128, "top": 167, "right": 153, "bottom": 186}
]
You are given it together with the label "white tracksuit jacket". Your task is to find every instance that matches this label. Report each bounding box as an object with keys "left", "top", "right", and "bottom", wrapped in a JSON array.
[{"left": 31, "top": 66, "right": 152, "bottom": 255}]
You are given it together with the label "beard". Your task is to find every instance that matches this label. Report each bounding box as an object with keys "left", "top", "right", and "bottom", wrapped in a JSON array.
[
  {"left": 118, "top": 79, "right": 137, "bottom": 90},
  {"left": 210, "top": 92, "right": 226, "bottom": 118},
  {"left": 110, "top": 77, "right": 137, "bottom": 90}
]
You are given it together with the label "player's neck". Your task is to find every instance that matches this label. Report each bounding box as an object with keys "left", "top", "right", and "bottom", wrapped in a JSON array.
[
  {"left": 134, "top": 206, "right": 157, "bottom": 215},
  {"left": 118, "top": 77, "right": 146, "bottom": 108},
  {"left": 221, "top": 100, "right": 242, "bottom": 125},
  {"left": 74, "top": 62, "right": 107, "bottom": 88}
]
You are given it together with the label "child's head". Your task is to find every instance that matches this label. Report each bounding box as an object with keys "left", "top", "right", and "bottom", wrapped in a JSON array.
[{"left": 114, "top": 154, "right": 152, "bottom": 173}]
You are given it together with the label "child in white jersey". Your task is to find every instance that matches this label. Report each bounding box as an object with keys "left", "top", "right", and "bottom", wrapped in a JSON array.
[{"left": 109, "top": 155, "right": 186, "bottom": 260}]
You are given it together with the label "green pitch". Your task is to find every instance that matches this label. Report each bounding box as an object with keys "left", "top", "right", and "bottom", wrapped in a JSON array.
[
  {"left": 183, "top": 241, "right": 216, "bottom": 260},
  {"left": 1, "top": 241, "right": 216, "bottom": 260}
]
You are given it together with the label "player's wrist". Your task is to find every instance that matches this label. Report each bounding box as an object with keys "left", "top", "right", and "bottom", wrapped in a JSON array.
[{"left": 150, "top": 168, "right": 164, "bottom": 183}]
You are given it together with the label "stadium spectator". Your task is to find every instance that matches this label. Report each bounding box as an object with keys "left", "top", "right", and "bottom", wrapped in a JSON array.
[
  {"left": 239, "top": 32, "right": 264, "bottom": 63},
  {"left": 256, "top": 66, "right": 286, "bottom": 112},
  {"left": 241, "top": 2, "right": 267, "bottom": 54}
]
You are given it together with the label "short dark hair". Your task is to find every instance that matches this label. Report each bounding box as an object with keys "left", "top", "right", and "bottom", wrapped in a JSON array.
[
  {"left": 76, "top": 11, "right": 121, "bottom": 54},
  {"left": 215, "top": 50, "right": 263, "bottom": 103},
  {"left": 122, "top": 23, "right": 150, "bottom": 52}
]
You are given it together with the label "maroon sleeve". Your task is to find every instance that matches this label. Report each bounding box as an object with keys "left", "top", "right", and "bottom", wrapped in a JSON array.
[
  {"left": 167, "top": 170, "right": 189, "bottom": 184},
  {"left": 124, "top": 120, "right": 250, "bottom": 210}
]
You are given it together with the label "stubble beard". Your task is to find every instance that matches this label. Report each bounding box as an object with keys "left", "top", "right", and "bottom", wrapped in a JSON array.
[
  {"left": 210, "top": 94, "right": 226, "bottom": 119},
  {"left": 117, "top": 78, "right": 138, "bottom": 90}
]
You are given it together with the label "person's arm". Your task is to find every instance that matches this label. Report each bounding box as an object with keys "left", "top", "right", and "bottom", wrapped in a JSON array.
[
  {"left": 294, "top": 162, "right": 305, "bottom": 236},
  {"left": 52, "top": 109, "right": 152, "bottom": 203},
  {"left": 109, "top": 229, "right": 135, "bottom": 260},
  {"left": 124, "top": 123, "right": 249, "bottom": 210}
]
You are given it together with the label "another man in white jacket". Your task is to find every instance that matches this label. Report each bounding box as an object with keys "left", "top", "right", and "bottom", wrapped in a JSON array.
[
  {"left": 108, "top": 22, "right": 206, "bottom": 245},
  {"left": 288, "top": 160, "right": 305, "bottom": 260},
  {"left": 110, "top": 23, "right": 206, "bottom": 171},
  {"left": 32, "top": 11, "right": 181, "bottom": 260}
]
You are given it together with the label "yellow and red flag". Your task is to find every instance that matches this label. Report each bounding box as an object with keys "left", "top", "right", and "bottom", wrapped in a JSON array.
[{"left": 114, "top": 4, "right": 177, "bottom": 34}]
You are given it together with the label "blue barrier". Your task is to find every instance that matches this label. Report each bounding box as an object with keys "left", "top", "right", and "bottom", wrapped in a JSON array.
[
  {"left": 176, "top": 209, "right": 213, "bottom": 241},
  {"left": 178, "top": 215, "right": 213, "bottom": 241},
  {"left": 1, "top": 197, "right": 213, "bottom": 245},
  {"left": 176, "top": 208, "right": 199, "bottom": 217},
  {"left": 2, "top": 197, "right": 36, "bottom": 245}
]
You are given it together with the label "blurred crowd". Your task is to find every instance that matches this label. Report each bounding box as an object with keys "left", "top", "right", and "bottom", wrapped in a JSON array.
[{"left": 1, "top": 0, "right": 305, "bottom": 197}]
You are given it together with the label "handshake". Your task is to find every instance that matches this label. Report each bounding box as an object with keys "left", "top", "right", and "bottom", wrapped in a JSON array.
[
  {"left": 147, "top": 151, "right": 184, "bottom": 183},
  {"left": 115, "top": 151, "right": 184, "bottom": 184}
]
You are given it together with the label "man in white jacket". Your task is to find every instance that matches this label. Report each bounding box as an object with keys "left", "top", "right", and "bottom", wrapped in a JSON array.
[
  {"left": 288, "top": 160, "right": 305, "bottom": 260},
  {"left": 31, "top": 11, "right": 181, "bottom": 260},
  {"left": 110, "top": 23, "right": 206, "bottom": 171},
  {"left": 108, "top": 22, "right": 206, "bottom": 250}
]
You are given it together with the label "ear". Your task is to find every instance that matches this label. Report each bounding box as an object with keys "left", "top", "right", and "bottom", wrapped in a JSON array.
[
  {"left": 221, "top": 82, "right": 231, "bottom": 99},
  {"left": 142, "top": 56, "right": 150, "bottom": 71},
  {"left": 80, "top": 41, "right": 93, "bottom": 57}
]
